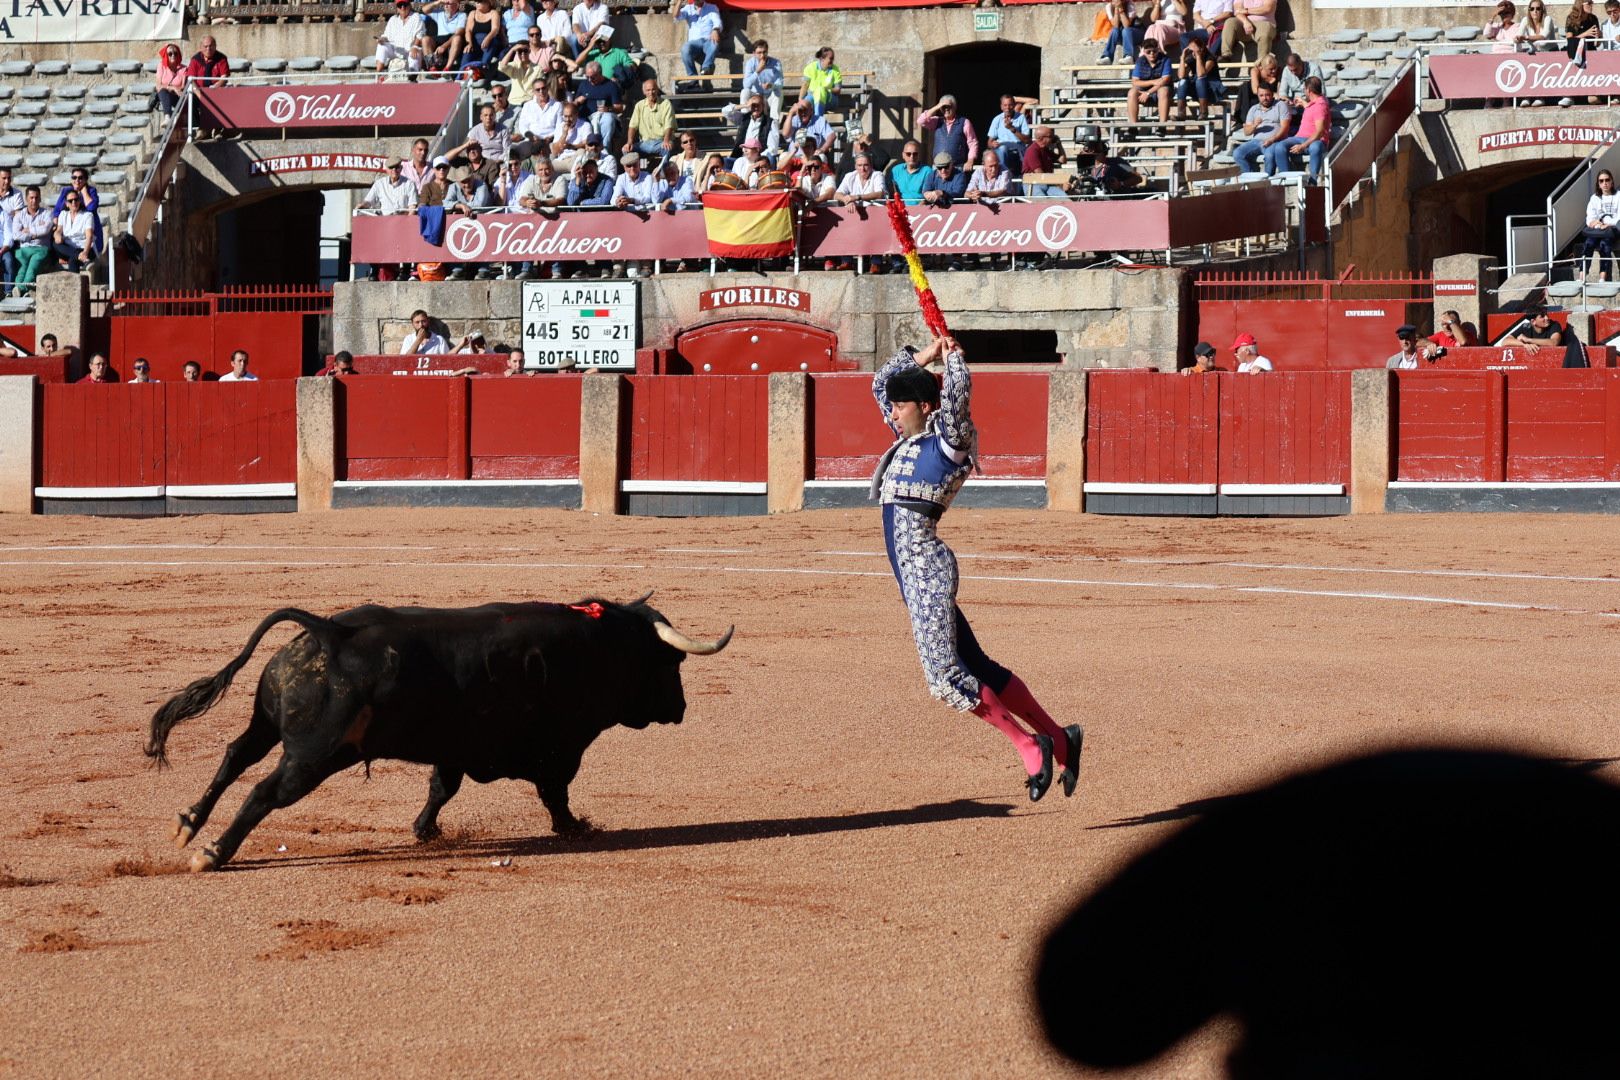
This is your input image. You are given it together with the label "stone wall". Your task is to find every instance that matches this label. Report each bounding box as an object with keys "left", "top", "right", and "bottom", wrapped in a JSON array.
[{"left": 333, "top": 267, "right": 1187, "bottom": 369}]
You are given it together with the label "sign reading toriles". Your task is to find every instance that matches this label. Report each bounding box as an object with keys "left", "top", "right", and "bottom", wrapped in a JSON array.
[
  {"left": 195, "top": 83, "right": 462, "bottom": 131},
  {"left": 1479, "top": 127, "right": 1619, "bottom": 153},
  {"left": 698, "top": 286, "right": 809, "bottom": 313},
  {"left": 0, "top": 0, "right": 181, "bottom": 43},
  {"left": 249, "top": 153, "right": 390, "bottom": 176},
  {"left": 522, "top": 281, "right": 638, "bottom": 371}
]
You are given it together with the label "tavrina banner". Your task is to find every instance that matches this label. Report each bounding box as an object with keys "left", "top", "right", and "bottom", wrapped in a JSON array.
[{"left": 0, "top": 0, "right": 183, "bottom": 44}]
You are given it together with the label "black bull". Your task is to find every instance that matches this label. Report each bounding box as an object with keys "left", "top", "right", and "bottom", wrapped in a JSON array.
[{"left": 145, "top": 596, "right": 733, "bottom": 872}]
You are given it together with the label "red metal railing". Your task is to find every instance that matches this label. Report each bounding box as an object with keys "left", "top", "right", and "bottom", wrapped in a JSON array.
[{"left": 92, "top": 285, "right": 333, "bottom": 318}]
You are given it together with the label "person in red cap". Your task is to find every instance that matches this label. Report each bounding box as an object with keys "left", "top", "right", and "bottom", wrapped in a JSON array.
[{"left": 1232, "top": 332, "right": 1273, "bottom": 373}]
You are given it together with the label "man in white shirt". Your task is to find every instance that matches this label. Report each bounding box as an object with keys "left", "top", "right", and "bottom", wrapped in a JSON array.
[
  {"left": 514, "top": 84, "right": 562, "bottom": 158},
  {"left": 519, "top": 157, "right": 570, "bottom": 210},
  {"left": 0, "top": 167, "right": 21, "bottom": 295},
  {"left": 375, "top": 0, "right": 426, "bottom": 75},
  {"left": 1602, "top": 0, "right": 1620, "bottom": 43},
  {"left": 218, "top": 350, "right": 259, "bottom": 381},
  {"left": 535, "top": 0, "right": 571, "bottom": 51},
  {"left": 361, "top": 160, "right": 420, "bottom": 213},
  {"left": 1232, "top": 332, "right": 1274, "bottom": 373},
  {"left": 1384, "top": 323, "right": 1438, "bottom": 370},
  {"left": 835, "top": 153, "right": 887, "bottom": 204},
  {"left": 612, "top": 152, "right": 658, "bottom": 209},
  {"left": 550, "top": 103, "right": 595, "bottom": 170},
  {"left": 400, "top": 309, "right": 452, "bottom": 354},
  {"left": 795, "top": 157, "right": 836, "bottom": 203},
  {"left": 570, "top": 0, "right": 613, "bottom": 55}
]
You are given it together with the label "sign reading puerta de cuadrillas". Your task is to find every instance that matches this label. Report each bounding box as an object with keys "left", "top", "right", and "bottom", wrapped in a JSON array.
[{"left": 0, "top": 0, "right": 181, "bottom": 43}]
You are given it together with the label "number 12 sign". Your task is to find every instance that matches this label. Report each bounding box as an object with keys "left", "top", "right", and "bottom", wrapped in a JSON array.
[{"left": 521, "top": 280, "right": 639, "bottom": 371}]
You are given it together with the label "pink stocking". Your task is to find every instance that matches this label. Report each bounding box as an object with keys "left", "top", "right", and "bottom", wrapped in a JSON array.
[
  {"left": 1000, "top": 674, "right": 1070, "bottom": 768},
  {"left": 972, "top": 683, "right": 1045, "bottom": 775}
]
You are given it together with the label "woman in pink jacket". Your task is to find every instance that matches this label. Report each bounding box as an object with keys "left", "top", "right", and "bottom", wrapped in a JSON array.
[{"left": 156, "top": 43, "right": 187, "bottom": 116}]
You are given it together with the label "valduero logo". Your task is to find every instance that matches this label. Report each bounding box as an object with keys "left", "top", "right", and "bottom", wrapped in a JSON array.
[
  {"left": 1035, "top": 206, "right": 1079, "bottom": 252},
  {"left": 264, "top": 91, "right": 296, "bottom": 125},
  {"left": 1495, "top": 58, "right": 1528, "bottom": 95},
  {"left": 445, "top": 218, "right": 488, "bottom": 261},
  {"left": 260, "top": 91, "right": 401, "bottom": 124}
]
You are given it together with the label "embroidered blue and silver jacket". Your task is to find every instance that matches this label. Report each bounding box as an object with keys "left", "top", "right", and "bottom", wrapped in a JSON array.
[{"left": 868, "top": 347, "right": 979, "bottom": 516}]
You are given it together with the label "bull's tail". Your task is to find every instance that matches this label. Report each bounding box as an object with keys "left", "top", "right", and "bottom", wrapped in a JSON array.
[{"left": 145, "top": 608, "right": 344, "bottom": 767}]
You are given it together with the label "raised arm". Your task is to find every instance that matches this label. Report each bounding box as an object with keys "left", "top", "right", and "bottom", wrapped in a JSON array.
[
  {"left": 872, "top": 347, "right": 918, "bottom": 435},
  {"left": 933, "top": 341, "right": 975, "bottom": 456}
]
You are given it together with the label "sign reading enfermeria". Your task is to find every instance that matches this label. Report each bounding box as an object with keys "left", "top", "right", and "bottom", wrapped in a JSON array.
[{"left": 0, "top": 0, "right": 181, "bottom": 42}]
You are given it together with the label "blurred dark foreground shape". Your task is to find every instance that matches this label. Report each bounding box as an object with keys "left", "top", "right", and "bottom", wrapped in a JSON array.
[{"left": 1036, "top": 748, "right": 1620, "bottom": 1079}]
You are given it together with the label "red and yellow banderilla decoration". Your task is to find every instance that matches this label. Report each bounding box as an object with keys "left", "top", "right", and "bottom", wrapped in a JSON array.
[{"left": 885, "top": 193, "right": 951, "bottom": 341}]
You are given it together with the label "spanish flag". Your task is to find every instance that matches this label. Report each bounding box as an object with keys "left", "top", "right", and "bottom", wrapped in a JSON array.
[{"left": 701, "top": 190, "right": 795, "bottom": 259}]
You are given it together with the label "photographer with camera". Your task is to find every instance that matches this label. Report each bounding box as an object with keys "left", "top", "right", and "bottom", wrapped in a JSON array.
[
  {"left": 1385, "top": 324, "right": 1442, "bottom": 370},
  {"left": 1074, "top": 127, "right": 1144, "bottom": 196}
]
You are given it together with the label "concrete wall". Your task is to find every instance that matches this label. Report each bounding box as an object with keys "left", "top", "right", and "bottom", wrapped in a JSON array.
[{"left": 333, "top": 268, "right": 1188, "bottom": 370}]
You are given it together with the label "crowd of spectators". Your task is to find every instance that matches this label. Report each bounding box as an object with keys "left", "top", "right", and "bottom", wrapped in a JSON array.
[{"left": 0, "top": 166, "right": 105, "bottom": 298}]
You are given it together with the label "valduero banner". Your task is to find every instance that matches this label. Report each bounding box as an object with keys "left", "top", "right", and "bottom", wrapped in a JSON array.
[
  {"left": 194, "top": 84, "right": 463, "bottom": 131},
  {"left": 0, "top": 0, "right": 183, "bottom": 44}
]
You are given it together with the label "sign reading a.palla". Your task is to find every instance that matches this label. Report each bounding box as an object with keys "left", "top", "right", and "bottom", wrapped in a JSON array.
[{"left": 195, "top": 84, "right": 462, "bottom": 131}]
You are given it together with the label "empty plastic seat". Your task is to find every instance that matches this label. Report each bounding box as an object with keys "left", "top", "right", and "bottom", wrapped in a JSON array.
[
  {"left": 0, "top": 131, "right": 28, "bottom": 146},
  {"left": 108, "top": 131, "right": 143, "bottom": 146},
  {"left": 19, "top": 84, "right": 51, "bottom": 101},
  {"left": 1335, "top": 101, "right": 1367, "bottom": 118},
  {"left": 0, "top": 103, "right": 7, "bottom": 118},
  {"left": 0, "top": 86, "right": 13, "bottom": 100},
  {"left": 142, "top": 59, "right": 159, "bottom": 73},
  {"left": 1546, "top": 280, "right": 1584, "bottom": 299},
  {"left": 1347, "top": 84, "right": 1380, "bottom": 99},
  {"left": 92, "top": 171, "right": 126, "bottom": 187},
  {"left": 34, "top": 134, "right": 67, "bottom": 149},
  {"left": 1338, "top": 67, "right": 1374, "bottom": 81},
  {"left": 1354, "top": 48, "right": 1390, "bottom": 61},
  {"left": 120, "top": 97, "right": 154, "bottom": 114},
  {"left": 24, "top": 153, "right": 60, "bottom": 169},
  {"left": 62, "top": 152, "right": 98, "bottom": 167},
  {"left": 33, "top": 60, "right": 69, "bottom": 76},
  {"left": 70, "top": 59, "right": 107, "bottom": 75},
  {"left": 91, "top": 84, "right": 125, "bottom": 99},
  {"left": 1320, "top": 49, "right": 1354, "bottom": 62},
  {"left": 0, "top": 153, "right": 20, "bottom": 168},
  {"left": 1330, "top": 29, "right": 1365, "bottom": 44},
  {"left": 1584, "top": 282, "right": 1620, "bottom": 298},
  {"left": 12, "top": 172, "right": 46, "bottom": 187},
  {"left": 100, "top": 152, "right": 136, "bottom": 167},
  {"left": 1394, "top": 47, "right": 1418, "bottom": 59},
  {"left": 109, "top": 59, "right": 144, "bottom": 75},
  {"left": 48, "top": 102, "right": 83, "bottom": 117},
  {"left": 69, "top": 133, "right": 106, "bottom": 148},
  {"left": 252, "top": 57, "right": 289, "bottom": 73},
  {"left": 1368, "top": 28, "right": 1404, "bottom": 42},
  {"left": 42, "top": 118, "right": 74, "bottom": 131},
  {"left": 116, "top": 115, "right": 149, "bottom": 128},
  {"left": 13, "top": 104, "right": 45, "bottom": 120},
  {"left": 86, "top": 100, "right": 119, "bottom": 115},
  {"left": 1406, "top": 26, "right": 1443, "bottom": 41},
  {"left": 290, "top": 56, "right": 324, "bottom": 72},
  {"left": 3, "top": 119, "right": 36, "bottom": 133},
  {"left": 326, "top": 55, "right": 361, "bottom": 71},
  {"left": 56, "top": 84, "right": 89, "bottom": 100},
  {"left": 0, "top": 61, "right": 33, "bottom": 77},
  {"left": 80, "top": 117, "right": 113, "bottom": 131},
  {"left": 0, "top": 298, "right": 38, "bottom": 314},
  {"left": 1444, "top": 26, "right": 1480, "bottom": 40}
]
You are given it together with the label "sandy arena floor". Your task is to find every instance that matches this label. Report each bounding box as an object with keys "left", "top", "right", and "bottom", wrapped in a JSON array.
[{"left": 1, "top": 508, "right": 1617, "bottom": 1079}]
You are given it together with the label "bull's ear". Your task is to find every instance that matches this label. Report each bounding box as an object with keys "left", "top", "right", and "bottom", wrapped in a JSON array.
[{"left": 628, "top": 590, "right": 654, "bottom": 607}]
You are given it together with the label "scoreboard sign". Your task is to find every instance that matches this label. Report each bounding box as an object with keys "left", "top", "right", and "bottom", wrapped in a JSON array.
[{"left": 521, "top": 280, "right": 638, "bottom": 371}]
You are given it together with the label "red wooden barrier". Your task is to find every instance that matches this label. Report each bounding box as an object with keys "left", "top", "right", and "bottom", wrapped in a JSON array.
[
  {"left": 626, "top": 375, "right": 767, "bottom": 483},
  {"left": 1085, "top": 371, "right": 1219, "bottom": 485},
  {"left": 1596, "top": 310, "right": 1620, "bottom": 346},
  {"left": 95, "top": 288, "right": 331, "bottom": 382},
  {"left": 1505, "top": 370, "right": 1620, "bottom": 481},
  {"left": 39, "top": 382, "right": 296, "bottom": 488},
  {"left": 1484, "top": 311, "right": 1567, "bottom": 345},
  {"left": 0, "top": 357, "right": 69, "bottom": 382},
  {"left": 341, "top": 376, "right": 465, "bottom": 480},
  {"left": 1430, "top": 346, "right": 1614, "bottom": 371},
  {"left": 469, "top": 377, "right": 582, "bottom": 479},
  {"left": 1219, "top": 372, "right": 1351, "bottom": 485},
  {"left": 1395, "top": 371, "right": 1509, "bottom": 482},
  {"left": 809, "top": 373, "right": 889, "bottom": 479}
]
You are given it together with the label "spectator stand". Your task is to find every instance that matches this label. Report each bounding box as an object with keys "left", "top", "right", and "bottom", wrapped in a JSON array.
[
  {"left": 667, "top": 69, "right": 874, "bottom": 157},
  {"left": 197, "top": 0, "right": 353, "bottom": 21}
]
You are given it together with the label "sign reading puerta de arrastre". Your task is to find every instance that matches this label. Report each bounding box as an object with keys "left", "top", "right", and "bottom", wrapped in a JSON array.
[
  {"left": 1, "top": 0, "right": 181, "bottom": 43},
  {"left": 195, "top": 84, "right": 462, "bottom": 131}
]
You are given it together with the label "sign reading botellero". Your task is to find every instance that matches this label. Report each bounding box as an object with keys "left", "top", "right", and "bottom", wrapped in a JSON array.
[{"left": 1479, "top": 126, "right": 1619, "bottom": 153}]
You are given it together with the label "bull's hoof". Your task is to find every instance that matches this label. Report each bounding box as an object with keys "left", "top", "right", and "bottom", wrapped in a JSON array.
[
  {"left": 173, "top": 810, "right": 198, "bottom": 848},
  {"left": 412, "top": 821, "right": 441, "bottom": 843},
  {"left": 189, "top": 846, "right": 221, "bottom": 873},
  {"left": 552, "top": 816, "right": 593, "bottom": 837}
]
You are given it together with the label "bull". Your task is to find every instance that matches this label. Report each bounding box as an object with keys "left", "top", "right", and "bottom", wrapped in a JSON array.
[{"left": 145, "top": 593, "right": 733, "bottom": 872}]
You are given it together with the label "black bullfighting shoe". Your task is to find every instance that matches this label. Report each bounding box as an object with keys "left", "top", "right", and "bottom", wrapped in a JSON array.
[
  {"left": 1028, "top": 734, "right": 1055, "bottom": 803},
  {"left": 1060, "top": 724, "right": 1085, "bottom": 798}
]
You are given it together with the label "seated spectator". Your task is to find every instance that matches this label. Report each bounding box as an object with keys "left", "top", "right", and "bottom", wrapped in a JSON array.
[
  {"left": 671, "top": 130, "right": 707, "bottom": 183},
  {"left": 920, "top": 95, "right": 979, "bottom": 169},
  {"left": 655, "top": 158, "right": 696, "bottom": 210},
  {"left": 921, "top": 152, "right": 968, "bottom": 206},
  {"left": 450, "top": 142, "right": 501, "bottom": 191},
  {"left": 488, "top": 83, "right": 516, "bottom": 130},
  {"left": 800, "top": 46, "right": 842, "bottom": 118},
  {"left": 1127, "top": 38, "right": 1174, "bottom": 125},
  {"left": 1175, "top": 34, "right": 1225, "bottom": 120},
  {"left": 625, "top": 79, "right": 676, "bottom": 160},
  {"left": 514, "top": 84, "right": 563, "bottom": 158},
  {"left": 1232, "top": 84, "right": 1290, "bottom": 174},
  {"left": 1078, "top": 130, "right": 1144, "bottom": 195},
  {"left": 454, "top": 329, "right": 490, "bottom": 354},
  {"left": 187, "top": 35, "right": 230, "bottom": 88},
  {"left": 420, "top": 157, "right": 453, "bottom": 206},
  {"left": 732, "top": 139, "right": 771, "bottom": 188},
  {"left": 218, "top": 349, "right": 258, "bottom": 382},
  {"left": 550, "top": 103, "right": 595, "bottom": 170},
  {"left": 156, "top": 43, "right": 187, "bottom": 116},
  {"left": 613, "top": 152, "right": 658, "bottom": 208},
  {"left": 1232, "top": 332, "right": 1273, "bottom": 372},
  {"left": 741, "top": 39, "right": 784, "bottom": 122},
  {"left": 1579, "top": 168, "right": 1620, "bottom": 281},
  {"left": 0, "top": 331, "right": 68, "bottom": 358},
  {"left": 1238, "top": 52, "right": 1281, "bottom": 120},
  {"left": 446, "top": 173, "right": 497, "bottom": 214},
  {"left": 497, "top": 40, "right": 546, "bottom": 104},
  {"left": 1603, "top": 0, "right": 1620, "bottom": 43},
  {"left": 362, "top": 159, "right": 421, "bottom": 213},
  {"left": 1279, "top": 51, "right": 1322, "bottom": 118},
  {"left": 1264, "top": 75, "right": 1329, "bottom": 180},
  {"left": 781, "top": 97, "right": 832, "bottom": 159},
  {"left": 520, "top": 156, "right": 570, "bottom": 211},
  {"left": 503, "top": 0, "right": 537, "bottom": 45},
  {"left": 1385, "top": 324, "right": 1440, "bottom": 369},
  {"left": 375, "top": 0, "right": 426, "bottom": 77},
  {"left": 573, "top": 62, "right": 623, "bottom": 148},
  {"left": 571, "top": 0, "right": 614, "bottom": 56},
  {"left": 888, "top": 140, "right": 935, "bottom": 205},
  {"left": 574, "top": 135, "right": 619, "bottom": 180},
  {"left": 182, "top": 360, "right": 202, "bottom": 381},
  {"left": 402, "top": 137, "right": 433, "bottom": 191},
  {"left": 965, "top": 149, "right": 1011, "bottom": 203},
  {"left": 733, "top": 95, "right": 782, "bottom": 159},
  {"left": 79, "top": 353, "right": 115, "bottom": 383},
  {"left": 1431, "top": 311, "right": 1477, "bottom": 348},
  {"left": 1221, "top": 0, "right": 1276, "bottom": 61},
  {"left": 453, "top": 103, "right": 512, "bottom": 163},
  {"left": 986, "top": 94, "right": 1035, "bottom": 178},
  {"left": 459, "top": 0, "right": 506, "bottom": 72},
  {"left": 561, "top": 37, "right": 638, "bottom": 95},
  {"left": 779, "top": 134, "right": 819, "bottom": 176},
  {"left": 402, "top": 310, "right": 452, "bottom": 354},
  {"left": 1566, "top": 0, "right": 1600, "bottom": 62},
  {"left": 835, "top": 152, "right": 887, "bottom": 206},
  {"left": 794, "top": 157, "right": 836, "bottom": 204},
  {"left": 1100, "top": 0, "right": 1143, "bottom": 64},
  {"left": 533, "top": 0, "right": 571, "bottom": 54},
  {"left": 54, "top": 170, "right": 101, "bottom": 259},
  {"left": 696, "top": 152, "right": 732, "bottom": 191},
  {"left": 1502, "top": 306, "right": 1563, "bottom": 353},
  {"left": 321, "top": 351, "right": 357, "bottom": 376},
  {"left": 838, "top": 131, "right": 889, "bottom": 180},
  {"left": 672, "top": 0, "right": 723, "bottom": 92},
  {"left": 52, "top": 189, "right": 97, "bottom": 273},
  {"left": 1485, "top": 0, "right": 1527, "bottom": 51},
  {"left": 1022, "top": 126, "right": 1068, "bottom": 197},
  {"left": 1180, "top": 340, "right": 1219, "bottom": 374},
  {"left": 422, "top": 0, "right": 468, "bottom": 69},
  {"left": 1191, "top": 0, "right": 1233, "bottom": 48},
  {"left": 9, "top": 186, "right": 52, "bottom": 296},
  {"left": 1143, "top": 0, "right": 1188, "bottom": 54},
  {"left": 567, "top": 158, "right": 614, "bottom": 206},
  {"left": 127, "top": 357, "right": 155, "bottom": 383}
]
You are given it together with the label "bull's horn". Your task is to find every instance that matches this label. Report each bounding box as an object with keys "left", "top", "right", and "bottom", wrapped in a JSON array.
[
  {"left": 628, "top": 590, "right": 654, "bottom": 606},
  {"left": 655, "top": 621, "right": 734, "bottom": 655}
]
